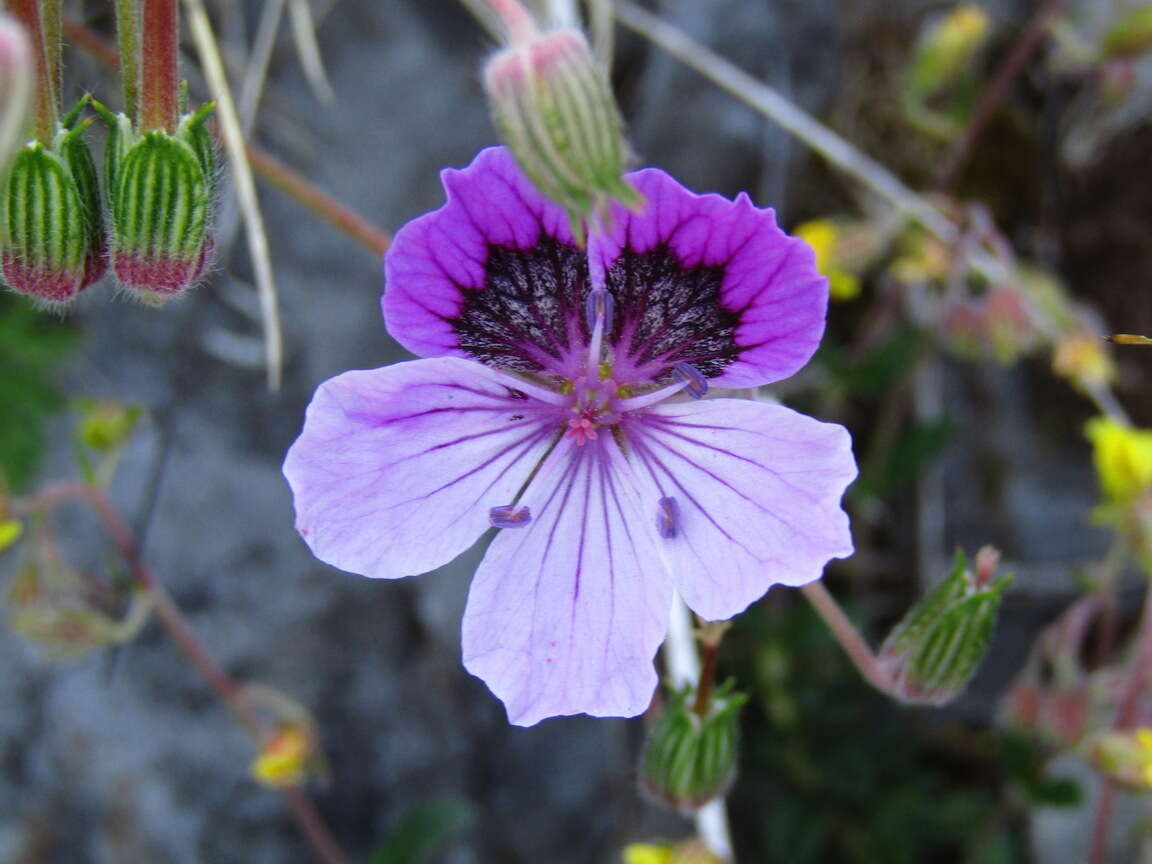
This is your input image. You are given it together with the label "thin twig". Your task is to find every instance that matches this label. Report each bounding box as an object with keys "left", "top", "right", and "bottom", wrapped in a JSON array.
[
  {"left": 935, "top": 0, "right": 1067, "bottom": 192},
  {"left": 615, "top": 0, "right": 957, "bottom": 243},
  {"left": 287, "top": 0, "right": 334, "bottom": 104},
  {"left": 615, "top": 0, "right": 1131, "bottom": 429},
  {"left": 237, "top": 0, "right": 285, "bottom": 135},
  {"left": 246, "top": 144, "right": 391, "bottom": 256},
  {"left": 1089, "top": 585, "right": 1152, "bottom": 864},
  {"left": 182, "top": 0, "right": 284, "bottom": 391},
  {"left": 140, "top": 0, "right": 179, "bottom": 131},
  {"left": 24, "top": 483, "right": 348, "bottom": 864}
]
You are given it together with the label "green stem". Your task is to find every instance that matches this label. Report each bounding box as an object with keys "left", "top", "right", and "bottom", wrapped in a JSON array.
[
  {"left": 8, "top": 0, "right": 58, "bottom": 145},
  {"left": 41, "top": 0, "right": 61, "bottom": 113},
  {"left": 114, "top": 0, "right": 140, "bottom": 119},
  {"left": 140, "top": 0, "right": 178, "bottom": 130}
]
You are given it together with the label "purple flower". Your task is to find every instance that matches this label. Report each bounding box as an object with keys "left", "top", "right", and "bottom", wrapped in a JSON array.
[{"left": 284, "top": 147, "right": 856, "bottom": 726}]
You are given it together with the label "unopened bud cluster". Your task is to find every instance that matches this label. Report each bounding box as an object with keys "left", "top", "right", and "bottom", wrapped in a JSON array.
[
  {"left": 641, "top": 681, "right": 746, "bottom": 812},
  {"left": 1, "top": 101, "right": 106, "bottom": 306},
  {"left": 97, "top": 101, "right": 217, "bottom": 301},
  {"left": 878, "top": 547, "right": 1010, "bottom": 706},
  {"left": 483, "top": 10, "right": 639, "bottom": 241}
]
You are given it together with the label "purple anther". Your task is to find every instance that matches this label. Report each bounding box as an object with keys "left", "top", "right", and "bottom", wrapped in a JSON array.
[
  {"left": 656, "top": 496, "right": 680, "bottom": 539},
  {"left": 584, "top": 289, "right": 614, "bottom": 334},
  {"left": 673, "top": 362, "right": 708, "bottom": 399},
  {"left": 490, "top": 504, "right": 532, "bottom": 528}
]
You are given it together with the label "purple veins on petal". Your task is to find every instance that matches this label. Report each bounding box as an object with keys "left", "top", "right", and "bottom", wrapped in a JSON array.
[
  {"left": 673, "top": 362, "right": 708, "bottom": 399},
  {"left": 490, "top": 504, "right": 532, "bottom": 528},
  {"left": 656, "top": 496, "right": 680, "bottom": 539}
]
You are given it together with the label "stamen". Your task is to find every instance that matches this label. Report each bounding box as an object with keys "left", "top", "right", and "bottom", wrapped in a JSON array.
[
  {"left": 656, "top": 496, "right": 680, "bottom": 539},
  {"left": 584, "top": 288, "right": 614, "bottom": 335},
  {"left": 489, "top": 504, "right": 532, "bottom": 528},
  {"left": 673, "top": 362, "right": 708, "bottom": 399}
]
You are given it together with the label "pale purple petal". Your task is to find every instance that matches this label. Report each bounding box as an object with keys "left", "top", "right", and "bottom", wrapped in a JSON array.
[
  {"left": 283, "top": 356, "right": 561, "bottom": 579},
  {"left": 590, "top": 169, "right": 827, "bottom": 388},
  {"left": 383, "top": 147, "right": 593, "bottom": 378},
  {"left": 625, "top": 398, "right": 856, "bottom": 621},
  {"left": 463, "top": 438, "right": 671, "bottom": 726}
]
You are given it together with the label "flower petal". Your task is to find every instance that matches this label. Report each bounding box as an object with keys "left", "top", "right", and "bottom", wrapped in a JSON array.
[
  {"left": 383, "top": 147, "right": 594, "bottom": 378},
  {"left": 283, "top": 356, "right": 561, "bottom": 579},
  {"left": 590, "top": 169, "right": 828, "bottom": 388},
  {"left": 626, "top": 398, "right": 856, "bottom": 621},
  {"left": 463, "top": 438, "right": 671, "bottom": 726}
]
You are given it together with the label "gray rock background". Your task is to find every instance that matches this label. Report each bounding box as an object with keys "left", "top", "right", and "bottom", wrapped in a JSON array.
[{"left": 2, "top": 0, "right": 1148, "bottom": 861}]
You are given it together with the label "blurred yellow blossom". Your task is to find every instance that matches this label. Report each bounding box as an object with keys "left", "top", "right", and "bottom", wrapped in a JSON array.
[
  {"left": 623, "top": 841, "right": 722, "bottom": 864},
  {"left": 0, "top": 518, "right": 23, "bottom": 552},
  {"left": 1053, "top": 332, "right": 1116, "bottom": 391},
  {"left": 909, "top": 4, "right": 991, "bottom": 98},
  {"left": 1091, "top": 727, "right": 1152, "bottom": 791},
  {"left": 795, "top": 219, "right": 861, "bottom": 302},
  {"left": 251, "top": 724, "right": 314, "bottom": 790},
  {"left": 1085, "top": 417, "right": 1152, "bottom": 505}
]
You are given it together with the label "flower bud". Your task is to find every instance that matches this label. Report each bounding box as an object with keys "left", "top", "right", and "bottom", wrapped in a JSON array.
[
  {"left": 1088, "top": 728, "right": 1152, "bottom": 792},
  {"left": 641, "top": 681, "right": 746, "bottom": 812},
  {"left": 0, "top": 14, "right": 33, "bottom": 179},
  {"left": 99, "top": 102, "right": 217, "bottom": 300},
  {"left": 878, "top": 547, "right": 1010, "bottom": 706},
  {"left": 908, "top": 4, "right": 990, "bottom": 99},
  {"left": 484, "top": 24, "right": 640, "bottom": 240},
  {"left": 1, "top": 108, "right": 107, "bottom": 306},
  {"left": 238, "top": 684, "right": 327, "bottom": 790},
  {"left": 6, "top": 563, "right": 151, "bottom": 660},
  {"left": 76, "top": 399, "right": 143, "bottom": 455}
]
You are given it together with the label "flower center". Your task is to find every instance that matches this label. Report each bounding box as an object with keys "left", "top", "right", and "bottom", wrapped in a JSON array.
[{"left": 563, "top": 371, "right": 622, "bottom": 446}]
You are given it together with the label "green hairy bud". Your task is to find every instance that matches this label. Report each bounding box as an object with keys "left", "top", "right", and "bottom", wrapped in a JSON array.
[
  {"left": 641, "top": 681, "right": 747, "bottom": 812},
  {"left": 1, "top": 100, "right": 107, "bottom": 306},
  {"left": 879, "top": 547, "right": 1011, "bottom": 706},
  {"left": 97, "top": 100, "right": 217, "bottom": 300},
  {"left": 484, "top": 25, "right": 640, "bottom": 242}
]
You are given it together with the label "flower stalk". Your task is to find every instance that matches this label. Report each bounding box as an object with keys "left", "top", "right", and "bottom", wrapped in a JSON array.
[
  {"left": 114, "top": 0, "right": 140, "bottom": 119},
  {"left": 7, "top": 0, "right": 57, "bottom": 146},
  {"left": 140, "top": 0, "right": 180, "bottom": 132}
]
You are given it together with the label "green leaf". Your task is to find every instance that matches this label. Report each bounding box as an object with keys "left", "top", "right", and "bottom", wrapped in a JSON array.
[{"left": 367, "top": 799, "right": 475, "bottom": 864}]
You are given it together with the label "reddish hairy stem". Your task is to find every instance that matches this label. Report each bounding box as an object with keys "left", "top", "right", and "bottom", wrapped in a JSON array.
[
  {"left": 246, "top": 145, "right": 392, "bottom": 256},
  {"left": 692, "top": 640, "right": 719, "bottom": 716},
  {"left": 61, "top": 16, "right": 392, "bottom": 258},
  {"left": 8, "top": 0, "right": 57, "bottom": 145},
  {"left": 1089, "top": 585, "right": 1152, "bottom": 864},
  {"left": 27, "top": 483, "right": 347, "bottom": 864},
  {"left": 935, "top": 0, "right": 1066, "bottom": 192},
  {"left": 140, "top": 0, "right": 179, "bottom": 130},
  {"left": 802, "top": 581, "right": 894, "bottom": 693}
]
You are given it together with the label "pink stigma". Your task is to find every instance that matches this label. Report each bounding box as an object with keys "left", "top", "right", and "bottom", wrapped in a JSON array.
[{"left": 565, "top": 415, "right": 599, "bottom": 445}]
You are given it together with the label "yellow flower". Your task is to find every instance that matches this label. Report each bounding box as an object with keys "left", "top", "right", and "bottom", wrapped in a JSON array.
[
  {"left": 795, "top": 219, "right": 861, "bottom": 302},
  {"left": 623, "top": 842, "right": 722, "bottom": 864},
  {"left": 623, "top": 845, "right": 673, "bottom": 864},
  {"left": 1085, "top": 417, "right": 1152, "bottom": 504},
  {"left": 251, "top": 725, "right": 313, "bottom": 790},
  {"left": 0, "top": 518, "right": 23, "bottom": 552}
]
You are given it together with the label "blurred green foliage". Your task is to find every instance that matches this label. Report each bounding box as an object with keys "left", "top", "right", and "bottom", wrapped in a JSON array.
[
  {"left": 0, "top": 295, "right": 77, "bottom": 491},
  {"left": 367, "top": 798, "right": 475, "bottom": 864}
]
